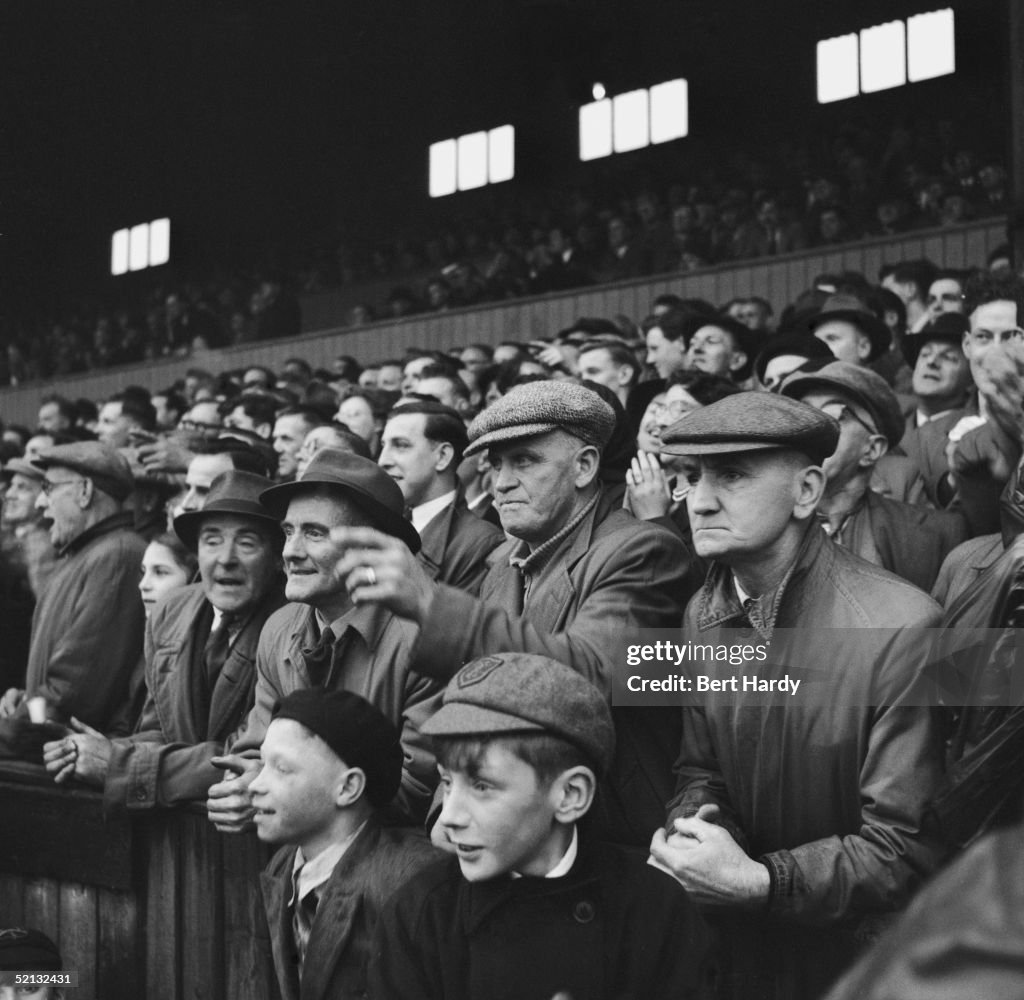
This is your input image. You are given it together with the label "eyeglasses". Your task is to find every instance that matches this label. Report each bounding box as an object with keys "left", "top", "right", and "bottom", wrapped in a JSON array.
[
  {"left": 41, "top": 477, "right": 85, "bottom": 496},
  {"left": 967, "top": 328, "right": 1024, "bottom": 346},
  {"left": 814, "top": 402, "right": 878, "bottom": 436}
]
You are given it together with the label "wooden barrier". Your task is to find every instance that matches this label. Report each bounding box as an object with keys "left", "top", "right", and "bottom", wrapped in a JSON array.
[
  {"left": 0, "top": 763, "right": 274, "bottom": 1000},
  {"left": 0, "top": 217, "right": 1007, "bottom": 426}
]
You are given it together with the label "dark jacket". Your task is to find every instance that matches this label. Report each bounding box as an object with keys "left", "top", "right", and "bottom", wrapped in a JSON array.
[
  {"left": 369, "top": 837, "right": 714, "bottom": 1000},
  {"left": 23, "top": 512, "right": 146, "bottom": 730},
  {"left": 670, "top": 526, "right": 945, "bottom": 999},
  {"left": 261, "top": 819, "right": 442, "bottom": 1000},
  {"left": 416, "top": 494, "right": 503, "bottom": 594},
  {"left": 830, "top": 489, "right": 967, "bottom": 592},
  {"left": 899, "top": 407, "right": 967, "bottom": 508},
  {"left": 411, "top": 488, "right": 699, "bottom": 846},
  {"left": 103, "top": 581, "right": 286, "bottom": 814}
]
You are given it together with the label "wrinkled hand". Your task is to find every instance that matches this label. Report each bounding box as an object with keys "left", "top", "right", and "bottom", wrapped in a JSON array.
[
  {"left": 974, "top": 341, "right": 1024, "bottom": 447},
  {"left": 42, "top": 717, "right": 112, "bottom": 786},
  {"left": 626, "top": 450, "right": 672, "bottom": 520},
  {"left": 0, "top": 687, "right": 24, "bottom": 719},
  {"left": 648, "top": 804, "right": 770, "bottom": 909},
  {"left": 137, "top": 435, "right": 197, "bottom": 474},
  {"left": 207, "top": 754, "right": 262, "bottom": 833},
  {"left": 330, "top": 526, "right": 437, "bottom": 623}
]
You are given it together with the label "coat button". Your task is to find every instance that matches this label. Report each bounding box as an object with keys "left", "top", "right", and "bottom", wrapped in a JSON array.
[{"left": 572, "top": 900, "right": 595, "bottom": 924}]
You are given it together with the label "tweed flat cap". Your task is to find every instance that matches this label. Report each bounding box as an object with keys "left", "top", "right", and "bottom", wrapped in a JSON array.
[
  {"left": 271, "top": 690, "right": 403, "bottom": 808},
  {"left": 659, "top": 391, "right": 839, "bottom": 465},
  {"left": 901, "top": 312, "right": 970, "bottom": 368},
  {"left": 32, "top": 441, "right": 134, "bottom": 501},
  {"left": 465, "top": 381, "right": 616, "bottom": 458},
  {"left": 260, "top": 447, "right": 420, "bottom": 553},
  {"left": 422, "top": 652, "right": 615, "bottom": 777},
  {"left": 780, "top": 360, "right": 905, "bottom": 449}
]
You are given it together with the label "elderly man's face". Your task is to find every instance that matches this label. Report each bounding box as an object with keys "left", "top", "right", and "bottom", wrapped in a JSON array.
[
  {"left": 487, "top": 431, "right": 594, "bottom": 545},
  {"left": 35, "top": 466, "right": 89, "bottom": 549},
  {"left": 682, "top": 451, "right": 812, "bottom": 564},
  {"left": 795, "top": 389, "right": 879, "bottom": 490},
  {"left": 197, "top": 514, "right": 281, "bottom": 615}
]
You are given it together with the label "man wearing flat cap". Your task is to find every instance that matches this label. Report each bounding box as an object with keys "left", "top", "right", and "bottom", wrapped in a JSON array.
[
  {"left": 781, "top": 362, "right": 966, "bottom": 591},
  {"left": 649, "top": 392, "right": 946, "bottom": 1000},
  {"left": 0, "top": 442, "right": 147, "bottom": 732},
  {"left": 324, "top": 381, "right": 696, "bottom": 847},
  {"left": 41, "top": 469, "right": 288, "bottom": 815},
  {"left": 206, "top": 448, "right": 444, "bottom": 831}
]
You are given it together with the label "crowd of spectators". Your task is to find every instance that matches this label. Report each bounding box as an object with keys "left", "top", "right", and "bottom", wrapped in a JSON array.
[
  {"left": 1, "top": 238, "right": 1024, "bottom": 997},
  {"left": 1, "top": 112, "right": 1009, "bottom": 386}
]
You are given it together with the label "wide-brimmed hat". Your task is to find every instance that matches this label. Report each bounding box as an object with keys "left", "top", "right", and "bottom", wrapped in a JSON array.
[
  {"left": 900, "top": 312, "right": 970, "bottom": 368},
  {"left": 808, "top": 293, "right": 892, "bottom": 363},
  {"left": 259, "top": 448, "right": 420, "bottom": 553},
  {"left": 174, "top": 469, "right": 282, "bottom": 550}
]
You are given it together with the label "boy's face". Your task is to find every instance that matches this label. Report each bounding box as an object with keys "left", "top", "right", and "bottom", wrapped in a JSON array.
[
  {"left": 437, "top": 743, "right": 565, "bottom": 882},
  {"left": 250, "top": 719, "right": 343, "bottom": 850}
]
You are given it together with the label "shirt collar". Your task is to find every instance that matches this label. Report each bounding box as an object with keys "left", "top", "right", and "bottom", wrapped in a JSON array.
[
  {"left": 508, "top": 490, "right": 600, "bottom": 576},
  {"left": 411, "top": 489, "right": 457, "bottom": 534},
  {"left": 510, "top": 826, "right": 578, "bottom": 880},
  {"left": 289, "top": 820, "right": 367, "bottom": 906}
]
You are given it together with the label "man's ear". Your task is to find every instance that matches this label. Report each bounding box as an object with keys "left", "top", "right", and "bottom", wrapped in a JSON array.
[
  {"left": 550, "top": 765, "right": 596, "bottom": 825},
  {"left": 79, "top": 477, "right": 95, "bottom": 508},
  {"left": 334, "top": 766, "right": 367, "bottom": 808},
  {"left": 856, "top": 333, "right": 872, "bottom": 362},
  {"left": 574, "top": 445, "right": 601, "bottom": 488},
  {"left": 729, "top": 350, "right": 749, "bottom": 374},
  {"left": 792, "top": 465, "right": 826, "bottom": 521},
  {"left": 859, "top": 434, "right": 888, "bottom": 468},
  {"left": 433, "top": 441, "right": 455, "bottom": 474}
]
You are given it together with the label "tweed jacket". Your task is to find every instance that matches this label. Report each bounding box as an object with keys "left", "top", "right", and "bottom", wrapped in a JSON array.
[
  {"left": 261, "top": 819, "right": 442, "bottom": 1000},
  {"left": 102, "top": 581, "right": 287, "bottom": 814}
]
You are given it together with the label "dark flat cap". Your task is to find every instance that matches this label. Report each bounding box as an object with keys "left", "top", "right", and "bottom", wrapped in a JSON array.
[
  {"left": 754, "top": 332, "right": 834, "bottom": 386},
  {"left": 780, "top": 360, "right": 905, "bottom": 449},
  {"left": 0, "top": 927, "right": 62, "bottom": 971},
  {"left": 809, "top": 293, "right": 892, "bottom": 362},
  {"left": 1, "top": 457, "right": 45, "bottom": 482},
  {"left": 901, "top": 312, "right": 970, "bottom": 368},
  {"left": 422, "top": 652, "right": 614, "bottom": 777},
  {"left": 174, "top": 469, "right": 282, "bottom": 550},
  {"left": 659, "top": 391, "right": 840, "bottom": 465},
  {"left": 271, "top": 690, "right": 403, "bottom": 808},
  {"left": 32, "top": 441, "right": 134, "bottom": 501},
  {"left": 465, "top": 381, "right": 616, "bottom": 458},
  {"left": 260, "top": 448, "right": 420, "bottom": 553}
]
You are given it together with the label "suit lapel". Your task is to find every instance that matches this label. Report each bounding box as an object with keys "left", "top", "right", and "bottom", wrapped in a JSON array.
[{"left": 260, "top": 860, "right": 302, "bottom": 1000}]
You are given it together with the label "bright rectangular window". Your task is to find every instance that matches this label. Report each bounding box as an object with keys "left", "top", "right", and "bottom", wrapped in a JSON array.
[
  {"left": 429, "top": 139, "right": 458, "bottom": 198},
  {"left": 908, "top": 9, "right": 955, "bottom": 82},
  {"left": 613, "top": 89, "right": 649, "bottom": 153},
  {"left": 488, "top": 125, "right": 515, "bottom": 184},
  {"left": 649, "top": 78, "right": 688, "bottom": 144},
  {"left": 128, "top": 223, "right": 150, "bottom": 272},
  {"left": 817, "top": 34, "right": 860, "bottom": 103},
  {"left": 456, "top": 131, "right": 488, "bottom": 191},
  {"left": 148, "top": 218, "right": 170, "bottom": 267},
  {"left": 111, "top": 228, "right": 129, "bottom": 276},
  {"left": 579, "top": 99, "right": 613, "bottom": 161},
  {"left": 859, "top": 21, "right": 907, "bottom": 93}
]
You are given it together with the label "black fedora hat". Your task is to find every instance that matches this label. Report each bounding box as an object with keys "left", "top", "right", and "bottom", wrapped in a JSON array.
[
  {"left": 259, "top": 448, "right": 421, "bottom": 553},
  {"left": 900, "top": 312, "right": 970, "bottom": 368},
  {"left": 174, "top": 469, "right": 283, "bottom": 550},
  {"left": 808, "top": 293, "right": 892, "bottom": 363}
]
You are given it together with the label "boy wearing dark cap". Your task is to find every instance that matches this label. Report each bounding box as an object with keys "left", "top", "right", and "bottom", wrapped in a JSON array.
[
  {"left": 253, "top": 689, "right": 441, "bottom": 1000},
  {"left": 0, "top": 927, "right": 65, "bottom": 999},
  {"left": 369, "top": 652, "right": 713, "bottom": 1000}
]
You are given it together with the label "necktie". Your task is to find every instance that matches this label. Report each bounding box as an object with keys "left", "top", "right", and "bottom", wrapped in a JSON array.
[
  {"left": 203, "top": 616, "right": 235, "bottom": 688},
  {"left": 292, "top": 886, "right": 319, "bottom": 968},
  {"left": 302, "top": 626, "right": 335, "bottom": 687}
]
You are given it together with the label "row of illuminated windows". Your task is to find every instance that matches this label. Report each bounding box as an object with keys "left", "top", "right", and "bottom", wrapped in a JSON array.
[
  {"left": 817, "top": 8, "right": 955, "bottom": 104},
  {"left": 111, "top": 218, "right": 171, "bottom": 275}
]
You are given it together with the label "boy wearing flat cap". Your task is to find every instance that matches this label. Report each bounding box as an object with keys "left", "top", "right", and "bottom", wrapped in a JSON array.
[
  {"left": 651, "top": 391, "right": 945, "bottom": 1000},
  {"left": 253, "top": 689, "right": 441, "bottom": 1000},
  {"left": 370, "top": 652, "right": 713, "bottom": 1000}
]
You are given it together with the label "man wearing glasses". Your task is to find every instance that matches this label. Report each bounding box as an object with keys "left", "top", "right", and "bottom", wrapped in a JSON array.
[
  {"left": 0, "top": 442, "right": 146, "bottom": 733},
  {"left": 781, "top": 362, "right": 966, "bottom": 592}
]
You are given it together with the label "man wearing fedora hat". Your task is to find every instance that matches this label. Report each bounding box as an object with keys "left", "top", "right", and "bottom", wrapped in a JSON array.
[
  {"left": 42, "top": 469, "right": 287, "bottom": 814},
  {"left": 320, "top": 381, "right": 695, "bottom": 847},
  {"left": 650, "top": 392, "right": 944, "bottom": 1000},
  {"left": 206, "top": 448, "right": 443, "bottom": 831},
  {"left": 809, "top": 293, "right": 892, "bottom": 368},
  {"left": 0, "top": 442, "right": 147, "bottom": 733}
]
